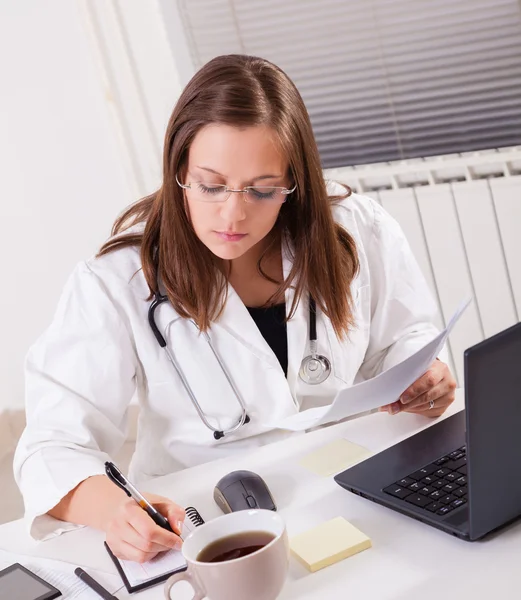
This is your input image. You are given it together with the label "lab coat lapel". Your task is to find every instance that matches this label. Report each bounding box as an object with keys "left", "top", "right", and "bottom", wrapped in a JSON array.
[
  {"left": 152, "top": 283, "right": 278, "bottom": 369},
  {"left": 213, "top": 284, "right": 281, "bottom": 368},
  {"left": 157, "top": 242, "right": 308, "bottom": 385},
  {"left": 283, "top": 240, "right": 308, "bottom": 403},
  {"left": 213, "top": 239, "right": 309, "bottom": 396}
]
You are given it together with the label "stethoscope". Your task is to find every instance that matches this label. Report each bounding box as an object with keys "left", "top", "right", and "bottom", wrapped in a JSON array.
[{"left": 148, "top": 292, "right": 331, "bottom": 439}]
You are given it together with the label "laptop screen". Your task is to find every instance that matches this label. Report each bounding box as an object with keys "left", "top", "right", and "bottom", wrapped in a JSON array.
[{"left": 465, "top": 321, "right": 521, "bottom": 540}]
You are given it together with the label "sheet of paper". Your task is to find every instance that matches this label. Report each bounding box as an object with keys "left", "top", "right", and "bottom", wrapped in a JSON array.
[
  {"left": 267, "top": 298, "right": 471, "bottom": 432},
  {"left": 299, "top": 439, "right": 371, "bottom": 476},
  {"left": 118, "top": 518, "right": 195, "bottom": 585},
  {"left": 0, "top": 549, "right": 122, "bottom": 599}
]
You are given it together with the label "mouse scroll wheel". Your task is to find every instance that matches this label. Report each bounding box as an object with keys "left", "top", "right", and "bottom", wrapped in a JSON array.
[{"left": 245, "top": 495, "right": 258, "bottom": 508}]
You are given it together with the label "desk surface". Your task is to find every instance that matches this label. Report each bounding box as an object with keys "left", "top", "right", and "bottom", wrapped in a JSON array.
[{"left": 1, "top": 390, "right": 520, "bottom": 599}]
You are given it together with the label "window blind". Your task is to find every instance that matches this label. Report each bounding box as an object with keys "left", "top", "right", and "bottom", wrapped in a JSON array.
[{"left": 176, "top": 0, "right": 521, "bottom": 168}]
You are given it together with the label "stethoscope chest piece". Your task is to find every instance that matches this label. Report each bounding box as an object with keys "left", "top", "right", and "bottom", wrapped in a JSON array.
[
  {"left": 298, "top": 297, "right": 332, "bottom": 385},
  {"left": 299, "top": 352, "right": 332, "bottom": 384}
]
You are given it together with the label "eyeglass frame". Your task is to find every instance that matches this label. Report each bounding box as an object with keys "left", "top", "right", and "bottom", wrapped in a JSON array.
[{"left": 175, "top": 173, "right": 297, "bottom": 203}]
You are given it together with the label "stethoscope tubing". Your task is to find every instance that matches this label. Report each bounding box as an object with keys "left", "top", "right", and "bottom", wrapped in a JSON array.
[
  {"left": 148, "top": 291, "right": 329, "bottom": 438},
  {"left": 149, "top": 294, "right": 249, "bottom": 439}
]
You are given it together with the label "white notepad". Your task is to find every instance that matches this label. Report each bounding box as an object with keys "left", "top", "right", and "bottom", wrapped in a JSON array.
[
  {"left": 119, "top": 520, "right": 193, "bottom": 583},
  {"left": 105, "top": 506, "right": 204, "bottom": 593}
]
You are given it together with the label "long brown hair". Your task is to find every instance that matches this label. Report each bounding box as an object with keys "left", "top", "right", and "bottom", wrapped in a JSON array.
[{"left": 99, "top": 54, "right": 359, "bottom": 338}]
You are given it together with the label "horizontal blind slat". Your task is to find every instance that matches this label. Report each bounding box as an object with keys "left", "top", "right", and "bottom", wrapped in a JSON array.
[
  {"left": 300, "top": 66, "right": 521, "bottom": 105},
  {"left": 313, "top": 108, "right": 521, "bottom": 142}
]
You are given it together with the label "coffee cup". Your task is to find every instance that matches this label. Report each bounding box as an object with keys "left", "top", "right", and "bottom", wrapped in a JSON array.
[{"left": 164, "top": 509, "right": 289, "bottom": 600}]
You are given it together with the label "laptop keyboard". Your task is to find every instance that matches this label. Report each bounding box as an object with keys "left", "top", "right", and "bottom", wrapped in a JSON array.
[{"left": 383, "top": 446, "right": 467, "bottom": 516}]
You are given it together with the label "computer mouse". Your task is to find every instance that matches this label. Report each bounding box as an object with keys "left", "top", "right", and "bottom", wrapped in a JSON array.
[{"left": 214, "top": 470, "right": 277, "bottom": 513}]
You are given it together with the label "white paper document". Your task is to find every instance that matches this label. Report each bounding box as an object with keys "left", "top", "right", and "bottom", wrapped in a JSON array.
[{"left": 266, "top": 298, "right": 471, "bottom": 432}]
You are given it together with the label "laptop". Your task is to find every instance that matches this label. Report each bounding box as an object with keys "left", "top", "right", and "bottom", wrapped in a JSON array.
[{"left": 334, "top": 321, "right": 521, "bottom": 541}]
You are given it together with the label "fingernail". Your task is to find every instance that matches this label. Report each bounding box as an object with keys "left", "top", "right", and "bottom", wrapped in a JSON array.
[
  {"left": 175, "top": 539, "right": 183, "bottom": 550},
  {"left": 400, "top": 394, "right": 409, "bottom": 404},
  {"left": 176, "top": 520, "right": 184, "bottom": 532},
  {"left": 390, "top": 403, "right": 401, "bottom": 415}
]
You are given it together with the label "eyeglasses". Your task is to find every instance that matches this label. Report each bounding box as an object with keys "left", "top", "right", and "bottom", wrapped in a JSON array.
[{"left": 176, "top": 174, "right": 296, "bottom": 204}]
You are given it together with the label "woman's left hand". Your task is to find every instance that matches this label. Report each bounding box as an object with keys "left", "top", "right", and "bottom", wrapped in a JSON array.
[{"left": 380, "top": 359, "right": 457, "bottom": 418}]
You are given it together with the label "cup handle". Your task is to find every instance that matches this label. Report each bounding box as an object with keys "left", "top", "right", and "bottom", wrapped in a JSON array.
[{"left": 164, "top": 570, "right": 205, "bottom": 600}]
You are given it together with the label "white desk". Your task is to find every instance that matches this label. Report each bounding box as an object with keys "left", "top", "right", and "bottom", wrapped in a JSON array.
[{"left": 1, "top": 390, "right": 520, "bottom": 599}]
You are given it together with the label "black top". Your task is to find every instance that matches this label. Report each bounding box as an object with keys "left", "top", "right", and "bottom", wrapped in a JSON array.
[{"left": 246, "top": 303, "right": 288, "bottom": 377}]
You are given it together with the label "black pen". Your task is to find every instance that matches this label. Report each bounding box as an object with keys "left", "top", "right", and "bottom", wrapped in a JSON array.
[
  {"left": 75, "top": 567, "right": 117, "bottom": 600},
  {"left": 104, "top": 461, "right": 174, "bottom": 533}
]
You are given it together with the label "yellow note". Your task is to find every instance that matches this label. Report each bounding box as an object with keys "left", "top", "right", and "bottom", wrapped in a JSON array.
[
  {"left": 299, "top": 438, "right": 371, "bottom": 477},
  {"left": 290, "top": 517, "right": 372, "bottom": 572}
]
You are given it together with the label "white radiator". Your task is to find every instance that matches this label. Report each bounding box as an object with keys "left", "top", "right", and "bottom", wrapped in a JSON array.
[{"left": 325, "top": 147, "right": 521, "bottom": 384}]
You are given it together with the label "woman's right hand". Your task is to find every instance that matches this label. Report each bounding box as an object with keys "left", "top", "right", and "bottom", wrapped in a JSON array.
[{"left": 105, "top": 493, "right": 186, "bottom": 563}]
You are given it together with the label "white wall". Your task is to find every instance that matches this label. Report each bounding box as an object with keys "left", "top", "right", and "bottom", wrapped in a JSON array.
[{"left": 0, "top": 1, "right": 133, "bottom": 412}]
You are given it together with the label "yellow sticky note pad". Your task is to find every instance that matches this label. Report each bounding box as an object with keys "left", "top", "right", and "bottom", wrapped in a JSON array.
[
  {"left": 290, "top": 517, "right": 371, "bottom": 572},
  {"left": 299, "top": 438, "right": 371, "bottom": 477}
]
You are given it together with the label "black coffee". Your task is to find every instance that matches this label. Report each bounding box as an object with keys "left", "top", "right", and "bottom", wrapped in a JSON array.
[{"left": 196, "top": 531, "right": 275, "bottom": 563}]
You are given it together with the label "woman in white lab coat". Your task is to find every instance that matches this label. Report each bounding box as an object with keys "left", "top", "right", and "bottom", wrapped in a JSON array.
[{"left": 14, "top": 54, "right": 456, "bottom": 561}]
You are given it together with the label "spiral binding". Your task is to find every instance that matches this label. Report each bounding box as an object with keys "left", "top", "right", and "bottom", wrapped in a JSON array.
[{"left": 185, "top": 506, "right": 205, "bottom": 527}]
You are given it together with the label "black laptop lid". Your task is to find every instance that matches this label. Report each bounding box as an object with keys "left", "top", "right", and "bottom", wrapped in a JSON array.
[{"left": 466, "top": 321, "right": 521, "bottom": 540}]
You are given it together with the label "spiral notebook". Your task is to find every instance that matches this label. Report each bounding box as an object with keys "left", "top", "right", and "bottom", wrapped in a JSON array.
[{"left": 104, "top": 506, "right": 205, "bottom": 593}]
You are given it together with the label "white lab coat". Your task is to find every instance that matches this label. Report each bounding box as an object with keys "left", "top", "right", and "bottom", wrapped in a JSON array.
[{"left": 14, "top": 190, "right": 440, "bottom": 539}]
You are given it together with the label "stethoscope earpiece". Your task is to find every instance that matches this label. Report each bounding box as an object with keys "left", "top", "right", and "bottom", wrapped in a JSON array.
[{"left": 213, "top": 415, "right": 251, "bottom": 440}]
